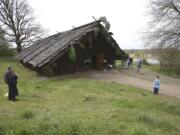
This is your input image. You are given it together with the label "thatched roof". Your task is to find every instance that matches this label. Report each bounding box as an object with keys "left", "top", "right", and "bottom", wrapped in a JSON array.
[{"left": 17, "top": 20, "right": 127, "bottom": 68}]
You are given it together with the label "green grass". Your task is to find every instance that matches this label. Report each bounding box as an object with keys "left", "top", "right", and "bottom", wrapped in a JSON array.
[{"left": 0, "top": 57, "right": 180, "bottom": 135}]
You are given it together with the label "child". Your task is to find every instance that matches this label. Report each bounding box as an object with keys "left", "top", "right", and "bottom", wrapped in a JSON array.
[{"left": 153, "top": 76, "right": 160, "bottom": 94}]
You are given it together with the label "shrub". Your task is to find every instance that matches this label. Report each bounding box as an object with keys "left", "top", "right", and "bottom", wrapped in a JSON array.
[
  {"left": 42, "top": 63, "right": 57, "bottom": 76},
  {"left": 0, "top": 48, "right": 13, "bottom": 56},
  {"left": 68, "top": 46, "right": 76, "bottom": 62},
  {"left": 158, "top": 48, "right": 180, "bottom": 75},
  {"left": 142, "top": 58, "right": 150, "bottom": 65}
]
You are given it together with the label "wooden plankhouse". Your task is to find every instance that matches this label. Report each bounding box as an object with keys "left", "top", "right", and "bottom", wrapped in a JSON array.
[{"left": 17, "top": 19, "right": 128, "bottom": 76}]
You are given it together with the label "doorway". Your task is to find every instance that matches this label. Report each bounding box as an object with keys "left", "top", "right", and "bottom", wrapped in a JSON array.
[{"left": 91, "top": 54, "right": 104, "bottom": 70}]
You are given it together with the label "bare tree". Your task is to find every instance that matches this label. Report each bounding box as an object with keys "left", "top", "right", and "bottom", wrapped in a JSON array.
[
  {"left": 146, "top": 0, "right": 180, "bottom": 75},
  {"left": 0, "top": 26, "right": 8, "bottom": 48},
  {"left": 0, "top": 0, "right": 45, "bottom": 52},
  {"left": 147, "top": 0, "right": 180, "bottom": 49}
]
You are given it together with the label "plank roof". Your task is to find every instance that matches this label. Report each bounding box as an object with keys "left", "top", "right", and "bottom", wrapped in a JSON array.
[{"left": 17, "top": 20, "right": 127, "bottom": 68}]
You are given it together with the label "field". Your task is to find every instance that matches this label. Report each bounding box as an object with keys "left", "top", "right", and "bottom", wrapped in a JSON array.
[{"left": 0, "top": 57, "right": 180, "bottom": 135}]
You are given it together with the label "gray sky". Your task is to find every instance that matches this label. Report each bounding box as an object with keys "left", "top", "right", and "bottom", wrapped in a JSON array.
[{"left": 28, "top": 0, "right": 149, "bottom": 49}]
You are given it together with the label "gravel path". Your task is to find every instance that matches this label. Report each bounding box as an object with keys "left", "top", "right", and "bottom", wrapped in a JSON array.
[{"left": 81, "top": 68, "right": 180, "bottom": 99}]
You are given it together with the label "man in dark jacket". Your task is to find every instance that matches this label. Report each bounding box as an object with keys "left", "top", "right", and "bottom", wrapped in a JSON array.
[{"left": 4, "top": 67, "right": 15, "bottom": 101}]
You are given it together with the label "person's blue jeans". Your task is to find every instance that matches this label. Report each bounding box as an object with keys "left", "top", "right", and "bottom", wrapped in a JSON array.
[{"left": 153, "top": 87, "right": 159, "bottom": 94}]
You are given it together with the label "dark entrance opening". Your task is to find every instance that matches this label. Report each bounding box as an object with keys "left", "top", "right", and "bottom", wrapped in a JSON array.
[
  {"left": 96, "top": 54, "right": 104, "bottom": 70},
  {"left": 91, "top": 54, "right": 104, "bottom": 70},
  {"left": 91, "top": 55, "right": 97, "bottom": 69}
]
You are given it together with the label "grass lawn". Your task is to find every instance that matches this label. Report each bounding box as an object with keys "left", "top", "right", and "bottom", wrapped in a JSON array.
[{"left": 0, "top": 57, "right": 180, "bottom": 135}]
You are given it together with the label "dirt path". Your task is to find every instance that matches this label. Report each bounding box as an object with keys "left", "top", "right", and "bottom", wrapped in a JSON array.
[{"left": 81, "top": 68, "right": 180, "bottom": 99}]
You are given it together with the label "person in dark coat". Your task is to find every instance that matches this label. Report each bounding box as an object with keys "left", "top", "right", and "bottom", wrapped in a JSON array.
[
  {"left": 12, "top": 70, "right": 19, "bottom": 96},
  {"left": 129, "top": 57, "right": 133, "bottom": 68},
  {"left": 4, "top": 67, "right": 15, "bottom": 101}
]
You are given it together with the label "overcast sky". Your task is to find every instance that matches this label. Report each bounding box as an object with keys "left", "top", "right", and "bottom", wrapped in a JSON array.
[{"left": 28, "top": 0, "right": 150, "bottom": 49}]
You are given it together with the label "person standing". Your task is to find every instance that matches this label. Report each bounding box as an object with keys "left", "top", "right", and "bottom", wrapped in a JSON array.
[
  {"left": 127, "top": 58, "right": 130, "bottom": 69},
  {"left": 137, "top": 58, "right": 143, "bottom": 73},
  {"left": 153, "top": 76, "right": 160, "bottom": 94},
  {"left": 12, "top": 70, "right": 19, "bottom": 96},
  {"left": 129, "top": 57, "right": 133, "bottom": 68},
  {"left": 4, "top": 67, "right": 14, "bottom": 101}
]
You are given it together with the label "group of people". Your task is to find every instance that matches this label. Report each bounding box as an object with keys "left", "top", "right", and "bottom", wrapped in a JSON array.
[
  {"left": 4, "top": 67, "right": 19, "bottom": 101},
  {"left": 127, "top": 57, "right": 133, "bottom": 69},
  {"left": 2, "top": 63, "right": 160, "bottom": 102},
  {"left": 127, "top": 57, "right": 143, "bottom": 73},
  {"left": 127, "top": 57, "right": 160, "bottom": 94}
]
